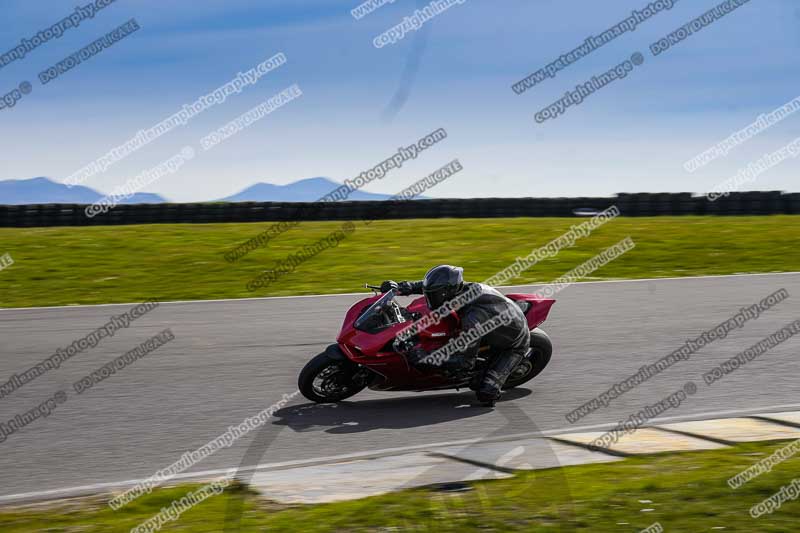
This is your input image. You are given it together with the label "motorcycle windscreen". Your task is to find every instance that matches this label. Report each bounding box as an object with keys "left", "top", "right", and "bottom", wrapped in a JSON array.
[{"left": 354, "top": 290, "right": 405, "bottom": 332}]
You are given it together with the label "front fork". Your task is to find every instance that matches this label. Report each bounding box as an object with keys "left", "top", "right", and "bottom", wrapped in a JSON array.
[{"left": 351, "top": 365, "right": 375, "bottom": 388}]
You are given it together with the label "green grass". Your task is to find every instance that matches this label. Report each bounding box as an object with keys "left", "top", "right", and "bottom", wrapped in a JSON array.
[
  {"left": 0, "top": 216, "right": 798, "bottom": 308},
  {"left": 1, "top": 441, "right": 799, "bottom": 531}
]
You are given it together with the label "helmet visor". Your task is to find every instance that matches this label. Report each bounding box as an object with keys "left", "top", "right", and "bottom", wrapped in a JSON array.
[{"left": 424, "top": 287, "right": 447, "bottom": 310}]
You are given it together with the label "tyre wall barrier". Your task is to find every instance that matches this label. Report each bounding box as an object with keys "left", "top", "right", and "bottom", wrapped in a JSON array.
[{"left": 0, "top": 191, "right": 794, "bottom": 227}]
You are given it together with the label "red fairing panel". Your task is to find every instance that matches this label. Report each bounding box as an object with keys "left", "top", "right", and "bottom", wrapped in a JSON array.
[{"left": 506, "top": 294, "right": 556, "bottom": 330}]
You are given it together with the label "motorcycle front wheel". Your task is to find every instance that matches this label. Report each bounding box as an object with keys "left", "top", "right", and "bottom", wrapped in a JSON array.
[{"left": 298, "top": 351, "right": 366, "bottom": 403}]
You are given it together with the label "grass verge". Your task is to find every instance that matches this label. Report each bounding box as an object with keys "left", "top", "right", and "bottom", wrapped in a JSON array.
[
  {"left": 1, "top": 440, "right": 798, "bottom": 531},
  {"left": 0, "top": 216, "right": 798, "bottom": 308}
]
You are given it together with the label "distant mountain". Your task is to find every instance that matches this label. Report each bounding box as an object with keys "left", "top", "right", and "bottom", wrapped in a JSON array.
[
  {"left": 117, "top": 192, "right": 166, "bottom": 204},
  {"left": 220, "top": 177, "right": 394, "bottom": 202},
  {"left": 0, "top": 176, "right": 415, "bottom": 205},
  {"left": 0, "top": 177, "right": 167, "bottom": 205}
]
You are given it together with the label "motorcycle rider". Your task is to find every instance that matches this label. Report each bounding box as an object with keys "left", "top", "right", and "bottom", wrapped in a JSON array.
[{"left": 381, "top": 265, "right": 531, "bottom": 406}]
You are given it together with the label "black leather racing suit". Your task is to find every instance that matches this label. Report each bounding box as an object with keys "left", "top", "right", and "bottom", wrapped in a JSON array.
[{"left": 401, "top": 281, "right": 531, "bottom": 402}]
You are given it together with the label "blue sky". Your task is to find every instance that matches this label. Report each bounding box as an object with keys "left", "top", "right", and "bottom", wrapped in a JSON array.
[{"left": 0, "top": 0, "right": 798, "bottom": 201}]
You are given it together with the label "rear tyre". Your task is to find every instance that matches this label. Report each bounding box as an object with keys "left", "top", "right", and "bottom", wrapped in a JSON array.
[
  {"left": 502, "top": 328, "right": 553, "bottom": 389},
  {"left": 298, "top": 351, "right": 366, "bottom": 403}
]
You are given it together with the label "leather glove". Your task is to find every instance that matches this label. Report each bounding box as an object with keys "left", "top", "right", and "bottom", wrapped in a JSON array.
[
  {"left": 403, "top": 346, "right": 438, "bottom": 370},
  {"left": 393, "top": 338, "right": 440, "bottom": 370},
  {"left": 380, "top": 280, "right": 398, "bottom": 293},
  {"left": 397, "top": 281, "right": 415, "bottom": 296},
  {"left": 393, "top": 336, "right": 415, "bottom": 353}
]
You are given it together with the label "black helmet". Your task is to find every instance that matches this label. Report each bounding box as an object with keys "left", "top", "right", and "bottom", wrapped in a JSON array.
[{"left": 422, "top": 265, "right": 464, "bottom": 309}]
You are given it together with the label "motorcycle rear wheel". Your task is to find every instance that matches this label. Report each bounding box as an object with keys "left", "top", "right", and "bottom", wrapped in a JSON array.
[
  {"left": 298, "top": 351, "right": 366, "bottom": 403},
  {"left": 502, "top": 328, "right": 553, "bottom": 389}
]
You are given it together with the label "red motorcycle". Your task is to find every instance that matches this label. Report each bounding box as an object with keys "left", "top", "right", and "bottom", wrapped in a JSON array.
[{"left": 298, "top": 285, "right": 556, "bottom": 403}]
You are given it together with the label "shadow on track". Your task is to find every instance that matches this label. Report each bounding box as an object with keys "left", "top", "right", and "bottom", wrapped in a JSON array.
[
  {"left": 222, "top": 386, "right": 575, "bottom": 531},
  {"left": 272, "top": 388, "right": 533, "bottom": 434}
]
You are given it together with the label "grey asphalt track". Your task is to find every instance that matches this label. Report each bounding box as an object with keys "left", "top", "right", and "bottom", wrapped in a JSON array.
[{"left": 0, "top": 273, "right": 798, "bottom": 501}]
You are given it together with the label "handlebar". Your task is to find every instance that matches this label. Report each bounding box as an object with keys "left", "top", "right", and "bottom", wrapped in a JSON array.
[{"left": 365, "top": 284, "right": 382, "bottom": 291}]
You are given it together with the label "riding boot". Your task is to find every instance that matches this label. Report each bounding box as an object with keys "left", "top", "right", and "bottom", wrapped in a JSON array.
[{"left": 476, "top": 350, "right": 524, "bottom": 406}]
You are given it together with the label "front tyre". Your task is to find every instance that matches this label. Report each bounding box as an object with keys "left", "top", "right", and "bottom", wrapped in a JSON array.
[
  {"left": 298, "top": 351, "right": 366, "bottom": 403},
  {"left": 503, "top": 328, "right": 553, "bottom": 389}
]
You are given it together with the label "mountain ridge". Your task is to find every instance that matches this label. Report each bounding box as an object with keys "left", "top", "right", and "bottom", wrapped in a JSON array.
[{"left": 0, "top": 177, "right": 401, "bottom": 204}]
